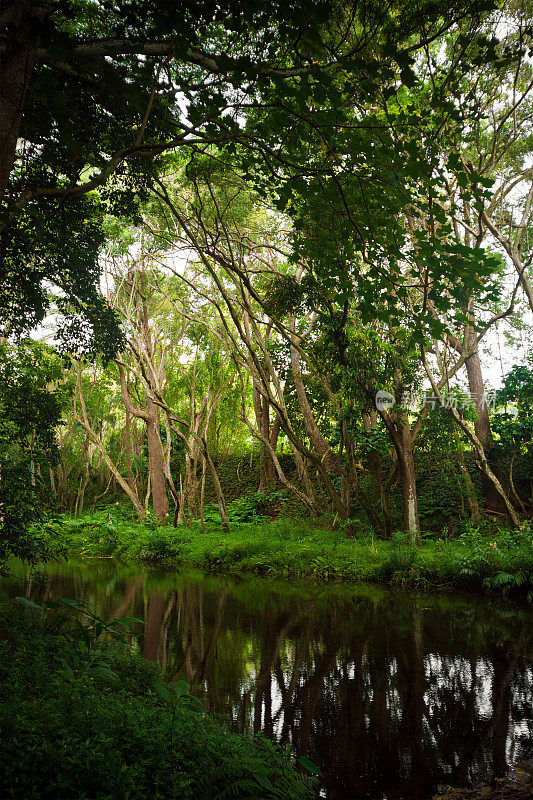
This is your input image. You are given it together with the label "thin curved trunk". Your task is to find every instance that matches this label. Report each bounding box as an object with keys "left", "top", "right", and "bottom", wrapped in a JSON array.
[
  {"left": 455, "top": 435, "right": 480, "bottom": 521},
  {"left": 422, "top": 354, "right": 520, "bottom": 528},
  {"left": 290, "top": 343, "right": 338, "bottom": 473},
  {"left": 203, "top": 444, "right": 229, "bottom": 531},
  {"left": 75, "top": 364, "right": 145, "bottom": 519}
]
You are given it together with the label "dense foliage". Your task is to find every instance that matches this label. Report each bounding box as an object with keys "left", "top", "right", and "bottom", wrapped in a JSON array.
[
  {"left": 1, "top": 0, "right": 531, "bottom": 555},
  {"left": 0, "top": 342, "right": 69, "bottom": 567},
  {"left": 2, "top": 4, "right": 533, "bottom": 800},
  {"left": 36, "top": 507, "right": 533, "bottom": 600},
  {"left": 0, "top": 599, "right": 314, "bottom": 800}
]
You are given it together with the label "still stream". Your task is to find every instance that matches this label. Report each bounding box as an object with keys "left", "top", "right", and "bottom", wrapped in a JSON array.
[{"left": 2, "top": 559, "right": 532, "bottom": 800}]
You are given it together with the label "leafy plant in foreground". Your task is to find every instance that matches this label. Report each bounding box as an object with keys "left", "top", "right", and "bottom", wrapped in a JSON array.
[
  {"left": 1, "top": 600, "right": 315, "bottom": 800},
  {"left": 16, "top": 595, "right": 143, "bottom": 683}
]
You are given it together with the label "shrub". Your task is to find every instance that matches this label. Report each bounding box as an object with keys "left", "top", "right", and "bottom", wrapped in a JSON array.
[
  {"left": 0, "top": 601, "right": 315, "bottom": 800},
  {"left": 138, "top": 527, "right": 184, "bottom": 563},
  {"left": 375, "top": 533, "right": 419, "bottom": 582}
]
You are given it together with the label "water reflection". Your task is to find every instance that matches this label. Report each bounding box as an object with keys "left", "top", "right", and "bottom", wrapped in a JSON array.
[{"left": 3, "top": 562, "right": 532, "bottom": 800}]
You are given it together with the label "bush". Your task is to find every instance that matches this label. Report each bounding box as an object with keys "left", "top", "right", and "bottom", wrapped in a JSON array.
[
  {"left": 0, "top": 600, "right": 315, "bottom": 800},
  {"left": 458, "top": 523, "right": 533, "bottom": 601},
  {"left": 138, "top": 527, "right": 184, "bottom": 563},
  {"left": 375, "top": 533, "right": 419, "bottom": 582},
  {"left": 35, "top": 510, "right": 533, "bottom": 600}
]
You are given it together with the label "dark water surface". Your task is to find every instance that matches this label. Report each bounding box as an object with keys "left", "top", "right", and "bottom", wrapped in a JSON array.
[{"left": 2, "top": 560, "right": 532, "bottom": 800}]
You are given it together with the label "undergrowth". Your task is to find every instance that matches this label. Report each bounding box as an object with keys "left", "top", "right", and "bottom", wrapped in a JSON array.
[
  {"left": 34, "top": 508, "right": 533, "bottom": 600},
  {"left": 0, "top": 598, "right": 315, "bottom": 800}
]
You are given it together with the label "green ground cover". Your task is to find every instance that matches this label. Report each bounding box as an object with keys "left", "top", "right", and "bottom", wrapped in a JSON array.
[
  {"left": 37, "top": 505, "right": 533, "bottom": 600},
  {"left": 0, "top": 598, "right": 314, "bottom": 800}
]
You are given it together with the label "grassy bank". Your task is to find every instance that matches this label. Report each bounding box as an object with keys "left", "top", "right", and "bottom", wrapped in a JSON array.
[
  {"left": 37, "top": 507, "right": 533, "bottom": 600},
  {"left": 0, "top": 598, "right": 314, "bottom": 800}
]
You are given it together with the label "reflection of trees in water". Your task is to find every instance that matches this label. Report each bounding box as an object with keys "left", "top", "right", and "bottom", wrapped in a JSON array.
[{"left": 19, "top": 572, "right": 532, "bottom": 800}]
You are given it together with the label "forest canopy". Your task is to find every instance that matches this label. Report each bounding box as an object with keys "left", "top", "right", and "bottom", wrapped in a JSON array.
[{"left": 0, "top": 0, "right": 532, "bottom": 563}]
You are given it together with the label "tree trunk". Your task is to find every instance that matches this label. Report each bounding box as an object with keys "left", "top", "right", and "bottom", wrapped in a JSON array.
[
  {"left": 124, "top": 407, "right": 137, "bottom": 494},
  {"left": 76, "top": 416, "right": 145, "bottom": 519},
  {"left": 463, "top": 326, "right": 504, "bottom": 511},
  {"left": 184, "top": 454, "right": 200, "bottom": 520},
  {"left": 203, "top": 444, "right": 229, "bottom": 531},
  {"left": 146, "top": 397, "right": 169, "bottom": 523},
  {"left": 74, "top": 470, "right": 89, "bottom": 518},
  {"left": 423, "top": 365, "right": 520, "bottom": 529},
  {"left": 117, "top": 362, "right": 169, "bottom": 523},
  {"left": 0, "top": 1, "right": 41, "bottom": 203},
  {"left": 290, "top": 444, "right": 315, "bottom": 504},
  {"left": 199, "top": 456, "right": 206, "bottom": 533},
  {"left": 464, "top": 340, "right": 492, "bottom": 444},
  {"left": 290, "top": 344, "right": 338, "bottom": 472},
  {"left": 455, "top": 439, "right": 480, "bottom": 521},
  {"left": 393, "top": 422, "right": 421, "bottom": 544},
  {"left": 252, "top": 384, "right": 278, "bottom": 490}
]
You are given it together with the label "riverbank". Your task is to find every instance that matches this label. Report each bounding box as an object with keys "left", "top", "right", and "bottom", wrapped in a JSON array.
[
  {"left": 37, "top": 509, "right": 533, "bottom": 601},
  {"left": 0, "top": 598, "right": 314, "bottom": 800}
]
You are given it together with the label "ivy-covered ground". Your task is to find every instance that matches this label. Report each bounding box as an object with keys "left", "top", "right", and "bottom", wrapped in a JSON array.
[{"left": 36, "top": 503, "right": 533, "bottom": 601}]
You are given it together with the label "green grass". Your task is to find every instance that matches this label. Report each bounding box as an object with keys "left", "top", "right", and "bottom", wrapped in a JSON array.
[
  {"left": 0, "top": 599, "right": 315, "bottom": 800},
  {"left": 36, "top": 507, "right": 533, "bottom": 600}
]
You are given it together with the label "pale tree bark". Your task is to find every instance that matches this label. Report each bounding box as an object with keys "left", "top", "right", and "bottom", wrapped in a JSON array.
[
  {"left": 123, "top": 406, "right": 137, "bottom": 495},
  {"left": 116, "top": 362, "right": 169, "bottom": 523},
  {"left": 463, "top": 333, "right": 492, "bottom": 446},
  {"left": 74, "top": 364, "right": 145, "bottom": 519},
  {"left": 199, "top": 457, "right": 206, "bottom": 533},
  {"left": 396, "top": 426, "right": 421, "bottom": 545},
  {"left": 421, "top": 351, "right": 520, "bottom": 528},
  {"left": 377, "top": 406, "right": 421, "bottom": 545},
  {"left": 73, "top": 434, "right": 90, "bottom": 518},
  {"left": 462, "top": 325, "right": 505, "bottom": 511}
]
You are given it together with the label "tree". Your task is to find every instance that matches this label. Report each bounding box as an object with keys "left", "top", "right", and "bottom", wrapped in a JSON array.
[
  {"left": 493, "top": 358, "right": 533, "bottom": 514},
  {"left": 1, "top": 0, "right": 495, "bottom": 351},
  {"left": 0, "top": 340, "right": 69, "bottom": 566},
  {"left": 0, "top": 0, "right": 335, "bottom": 346}
]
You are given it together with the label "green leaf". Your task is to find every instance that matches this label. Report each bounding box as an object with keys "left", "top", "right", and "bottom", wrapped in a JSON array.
[
  {"left": 298, "top": 756, "right": 323, "bottom": 776},
  {"left": 16, "top": 597, "right": 45, "bottom": 613},
  {"left": 253, "top": 770, "right": 274, "bottom": 791},
  {"left": 153, "top": 681, "right": 175, "bottom": 706},
  {"left": 58, "top": 658, "right": 75, "bottom": 678},
  {"left": 174, "top": 680, "right": 190, "bottom": 699}
]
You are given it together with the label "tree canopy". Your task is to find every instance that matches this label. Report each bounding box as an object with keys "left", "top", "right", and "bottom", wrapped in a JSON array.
[{"left": 0, "top": 0, "right": 532, "bottom": 562}]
